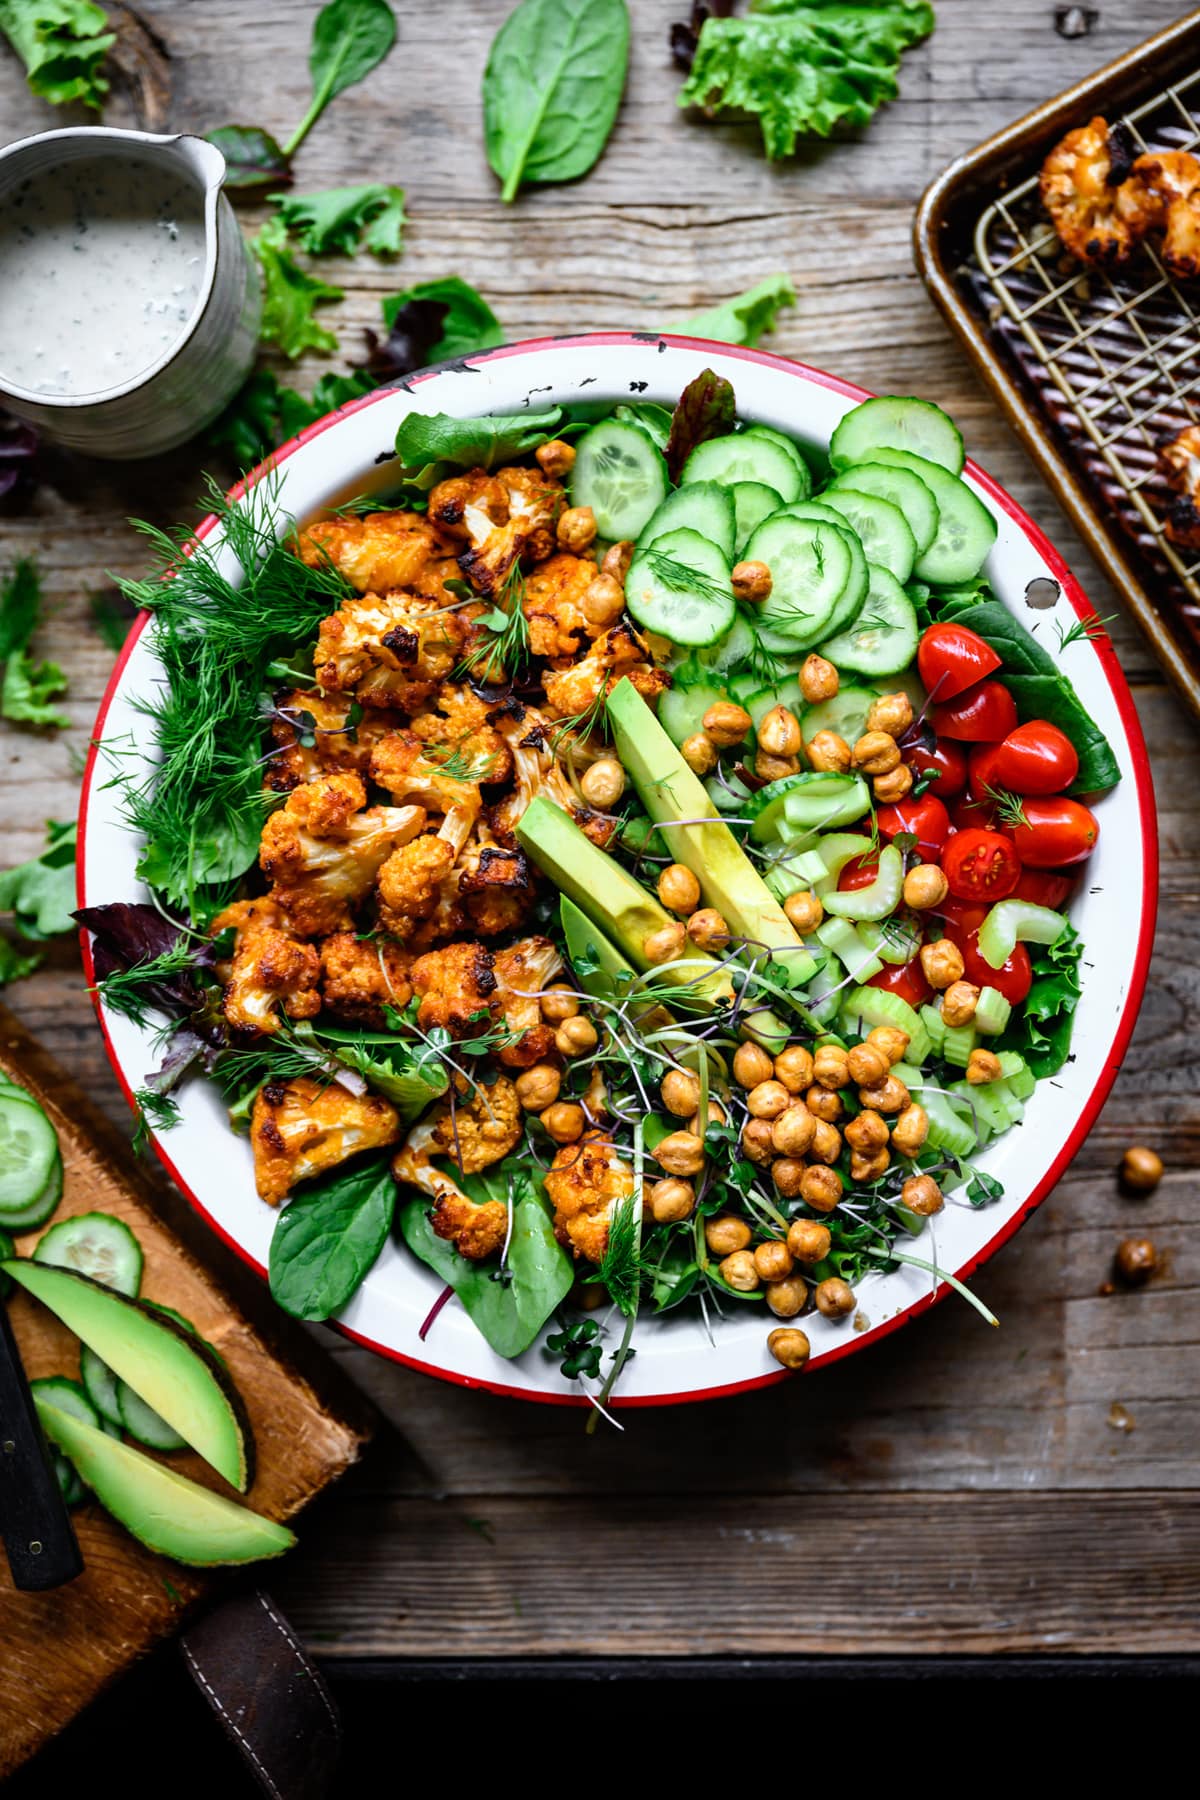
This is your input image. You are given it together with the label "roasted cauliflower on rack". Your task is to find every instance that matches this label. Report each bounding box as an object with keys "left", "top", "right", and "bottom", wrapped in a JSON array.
[
  {"left": 259, "top": 771, "right": 427, "bottom": 937},
  {"left": 1040, "top": 117, "right": 1146, "bottom": 266},
  {"left": 212, "top": 897, "right": 321, "bottom": 1036},
  {"left": 250, "top": 1075, "right": 400, "bottom": 1205},
  {"left": 1158, "top": 422, "right": 1200, "bottom": 547},
  {"left": 544, "top": 1132, "right": 637, "bottom": 1264}
]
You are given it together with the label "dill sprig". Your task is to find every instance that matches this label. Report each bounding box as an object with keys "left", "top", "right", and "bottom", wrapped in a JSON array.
[
  {"left": 641, "top": 549, "right": 732, "bottom": 605},
  {"left": 982, "top": 783, "right": 1028, "bottom": 830},
  {"left": 424, "top": 739, "right": 499, "bottom": 784},
  {"left": 93, "top": 941, "right": 204, "bottom": 1023},
  {"left": 1055, "top": 610, "right": 1117, "bottom": 653},
  {"left": 456, "top": 561, "right": 529, "bottom": 683},
  {"left": 131, "top": 1087, "right": 182, "bottom": 1156}
]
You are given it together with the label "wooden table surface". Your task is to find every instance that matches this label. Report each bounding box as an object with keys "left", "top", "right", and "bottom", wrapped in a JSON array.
[{"left": 2, "top": 0, "right": 1198, "bottom": 1663}]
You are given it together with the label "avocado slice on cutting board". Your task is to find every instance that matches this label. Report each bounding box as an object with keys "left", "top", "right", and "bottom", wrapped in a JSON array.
[
  {"left": 35, "top": 1400, "right": 294, "bottom": 1567},
  {"left": 3, "top": 1260, "right": 252, "bottom": 1492}
]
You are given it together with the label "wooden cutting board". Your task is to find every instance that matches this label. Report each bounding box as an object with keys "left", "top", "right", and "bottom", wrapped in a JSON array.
[{"left": 0, "top": 1005, "right": 373, "bottom": 1778}]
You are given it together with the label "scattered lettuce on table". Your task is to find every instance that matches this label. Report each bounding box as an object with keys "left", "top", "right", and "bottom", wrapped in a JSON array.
[
  {"left": 0, "top": 0, "right": 114, "bottom": 110},
  {"left": 251, "top": 217, "right": 344, "bottom": 359},
  {"left": 0, "top": 559, "right": 68, "bottom": 730},
  {"left": 671, "top": 271, "right": 797, "bottom": 346},
  {"left": 270, "top": 183, "right": 407, "bottom": 257}
]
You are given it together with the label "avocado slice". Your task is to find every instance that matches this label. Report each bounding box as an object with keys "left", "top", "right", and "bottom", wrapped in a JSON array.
[
  {"left": 516, "top": 798, "right": 736, "bottom": 1014},
  {"left": 559, "top": 895, "right": 677, "bottom": 1033},
  {"left": 35, "top": 1400, "right": 294, "bottom": 1567},
  {"left": 4, "top": 1260, "right": 252, "bottom": 1492},
  {"left": 606, "top": 678, "right": 818, "bottom": 990}
]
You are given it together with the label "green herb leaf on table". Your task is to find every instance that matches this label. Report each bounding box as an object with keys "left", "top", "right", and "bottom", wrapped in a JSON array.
[
  {"left": 209, "top": 367, "right": 374, "bottom": 470},
  {"left": 374, "top": 277, "right": 504, "bottom": 368},
  {"left": 0, "top": 820, "right": 77, "bottom": 941},
  {"left": 0, "top": 558, "right": 69, "bottom": 729},
  {"left": 0, "top": 0, "right": 115, "bottom": 110},
  {"left": 672, "top": 272, "right": 797, "bottom": 347},
  {"left": 392, "top": 407, "right": 564, "bottom": 491},
  {"left": 483, "top": 0, "right": 631, "bottom": 203},
  {"left": 0, "top": 557, "right": 38, "bottom": 659},
  {"left": 272, "top": 183, "right": 407, "bottom": 257},
  {"left": 664, "top": 367, "right": 737, "bottom": 482},
  {"left": 88, "top": 587, "right": 138, "bottom": 654},
  {"left": 269, "top": 1150, "right": 396, "bottom": 1321},
  {"left": 0, "top": 936, "right": 42, "bottom": 986},
  {"left": 287, "top": 0, "right": 398, "bottom": 158},
  {"left": 207, "top": 125, "right": 294, "bottom": 194},
  {"left": 678, "top": 0, "right": 935, "bottom": 161},
  {"left": 252, "top": 218, "right": 344, "bottom": 359}
]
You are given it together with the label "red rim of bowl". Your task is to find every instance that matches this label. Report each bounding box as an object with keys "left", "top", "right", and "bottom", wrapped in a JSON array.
[{"left": 76, "top": 333, "right": 1159, "bottom": 1408}]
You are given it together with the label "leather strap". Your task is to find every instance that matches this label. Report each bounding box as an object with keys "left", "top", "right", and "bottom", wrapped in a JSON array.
[{"left": 180, "top": 1589, "right": 341, "bottom": 1799}]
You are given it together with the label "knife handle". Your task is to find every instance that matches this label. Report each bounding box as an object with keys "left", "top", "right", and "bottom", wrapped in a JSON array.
[{"left": 0, "top": 1301, "right": 82, "bottom": 1590}]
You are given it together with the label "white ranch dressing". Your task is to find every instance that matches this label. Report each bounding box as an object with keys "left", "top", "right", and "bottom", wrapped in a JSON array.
[{"left": 0, "top": 155, "right": 207, "bottom": 399}]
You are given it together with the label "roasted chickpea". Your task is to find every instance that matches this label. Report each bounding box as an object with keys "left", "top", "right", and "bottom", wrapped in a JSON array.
[
  {"left": 754, "top": 1239, "right": 794, "bottom": 1283},
  {"left": 687, "top": 907, "right": 731, "bottom": 950},
  {"left": 807, "top": 730, "right": 851, "bottom": 774},
  {"left": 771, "top": 1158, "right": 807, "bottom": 1199},
  {"left": 920, "top": 938, "right": 965, "bottom": 990},
  {"left": 852, "top": 730, "right": 901, "bottom": 775},
  {"left": 660, "top": 1068, "right": 701, "bottom": 1118},
  {"left": 705, "top": 1214, "right": 752, "bottom": 1256},
  {"left": 643, "top": 921, "right": 687, "bottom": 964},
  {"left": 806, "top": 1084, "right": 843, "bottom": 1123},
  {"left": 755, "top": 749, "right": 802, "bottom": 782},
  {"left": 903, "top": 863, "right": 949, "bottom": 910},
  {"left": 859, "top": 1074, "right": 911, "bottom": 1114},
  {"left": 734, "top": 1041, "right": 775, "bottom": 1089},
  {"left": 654, "top": 1131, "right": 706, "bottom": 1177},
  {"left": 866, "top": 692, "right": 913, "bottom": 736},
  {"left": 580, "top": 757, "right": 625, "bottom": 810},
  {"left": 582, "top": 572, "right": 625, "bottom": 627},
  {"left": 536, "top": 438, "right": 576, "bottom": 478},
  {"left": 890, "top": 1103, "right": 929, "bottom": 1157},
  {"left": 813, "top": 1044, "right": 850, "bottom": 1090},
  {"left": 557, "top": 504, "right": 597, "bottom": 552},
  {"left": 542, "top": 1101, "right": 585, "bottom": 1144},
  {"left": 556, "top": 1015, "right": 598, "bottom": 1058},
  {"left": 787, "top": 1218, "right": 832, "bottom": 1263},
  {"left": 815, "top": 1276, "right": 856, "bottom": 1319},
  {"left": 772, "top": 1103, "right": 816, "bottom": 1158},
  {"left": 800, "top": 1165, "right": 843, "bottom": 1212},
  {"left": 846, "top": 1041, "right": 889, "bottom": 1087},
  {"left": 720, "top": 1249, "right": 760, "bottom": 1292},
  {"left": 766, "top": 1275, "right": 808, "bottom": 1319},
  {"left": 1120, "top": 1146, "right": 1164, "bottom": 1193},
  {"left": 850, "top": 1147, "right": 891, "bottom": 1183},
  {"left": 845, "top": 1108, "right": 888, "bottom": 1152},
  {"left": 657, "top": 863, "right": 701, "bottom": 915},
  {"left": 731, "top": 559, "right": 773, "bottom": 603},
  {"left": 681, "top": 732, "right": 718, "bottom": 776},
  {"left": 747, "top": 1079, "right": 791, "bottom": 1119},
  {"left": 783, "top": 890, "right": 824, "bottom": 936},
  {"left": 702, "top": 701, "right": 752, "bottom": 748},
  {"left": 902, "top": 1173, "right": 943, "bottom": 1216},
  {"left": 541, "top": 983, "right": 579, "bottom": 1025},
  {"left": 809, "top": 1119, "right": 843, "bottom": 1165},
  {"left": 741, "top": 1118, "right": 776, "bottom": 1164},
  {"left": 650, "top": 1177, "right": 695, "bottom": 1224},
  {"left": 687, "top": 1100, "right": 727, "bottom": 1136},
  {"left": 602, "top": 539, "right": 634, "bottom": 585},
  {"left": 758, "top": 705, "right": 803, "bottom": 759},
  {"left": 767, "top": 1326, "right": 811, "bottom": 1369},
  {"left": 867, "top": 1025, "right": 910, "bottom": 1066},
  {"left": 515, "top": 1063, "right": 562, "bottom": 1112},
  {"left": 774, "top": 1044, "right": 814, "bottom": 1094},
  {"left": 800, "top": 653, "right": 839, "bottom": 704},
  {"left": 941, "top": 980, "right": 980, "bottom": 1027},
  {"left": 966, "top": 1047, "right": 1003, "bottom": 1085},
  {"left": 1115, "top": 1235, "right": 1159, "bottom": 1285},
  {"left": 873, "top": 763, "right": 913, "bottom": 803}
]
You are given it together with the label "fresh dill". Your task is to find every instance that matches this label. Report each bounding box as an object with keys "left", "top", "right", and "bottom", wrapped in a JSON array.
[
  {"left": 548, "top": 683, "right": 610, "bottom": 755},
  {"left": 425, "top": 739, "right": 499, "bottom": 784},
  {"left": 983, "top": 783, "right": 1029, "bottom": 830},
  {"left": 456, "top": 560, "right": 529, "bottom": 682},
  {"left": 131, "top": 1087, "right": 182, "bottom": 1155},
  {"left": 1055, "top": 610, "right": 1116, "bottom": 652},
  {"left": 596, "top": 1187, "right": 643, "bottom": 1317},
  {"left": 93, "top": 941, "right": 203, "bottom": 1023},
  {"left": 641, "top": 549, "right": 733, "bottom": 605}
]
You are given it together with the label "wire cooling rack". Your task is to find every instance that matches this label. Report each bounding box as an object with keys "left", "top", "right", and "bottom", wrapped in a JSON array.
[{"left": 973, "top": 71, "right": 1200, "bottom": 606}]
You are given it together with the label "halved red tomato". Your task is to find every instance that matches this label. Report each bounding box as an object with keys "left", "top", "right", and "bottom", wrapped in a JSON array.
[
  {"left": 991, "top": 720, "right": 1079, "bottom": 796},
  {"left": 943, "top": 919, "right": 1033, "bottom": 1005},
  {"left": 1013, "top": 868, "right": 1076, "bottom": 910},
  {"left": 875, "top": 793, "right": 952, "bottom": 862},
  {"left": 867, "top": 959, "right": 931, "bottom": 1007},
  {"left": 937, "top": 897, "right": 989, "bottom": 936},
  {"left": 1010, "top": 796, "right": 1099, "bottom": 868},
  {"left": 917, "top": 623, "right": 1002, "bottom": 701},
  {"left": 931, "top": 680, "right": 1019, "bottom": 743},
  {"left": 966, "top": 741, "right": 1004, "bottom": 801},
  {"left": 906, "top": 737, "right": 967, "bottom": 797},
  {"left": 838, "top": 855, "right": 880, "bottom": 892},
  {"left": 942, "top": 828, "right": 1022, "bottom": 901}
]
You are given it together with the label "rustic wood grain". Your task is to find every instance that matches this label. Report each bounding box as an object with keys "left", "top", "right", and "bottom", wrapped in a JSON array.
[{"left": 1, "top": 0, "right": 1198, "bottom": 1664}]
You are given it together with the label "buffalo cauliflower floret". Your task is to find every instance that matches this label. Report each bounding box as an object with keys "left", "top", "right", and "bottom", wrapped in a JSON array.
[
  {"left": 457, "top": 842, "right": 538, "bottom": 937},
  {"left": 486, "top": 702, "right": 616, "bottom": 848},
  {"left": 296, "top": 510, "right": 460, "bottom": 601},
  {"left": 541, "top": 621, "right": 669, "bottom": 721},
  {"left": 426, "top": 1076, "right": 522, "bottom": 1173},
  {"left": 265, "top": 689, "right": 393, "bottom": 793},
  {"left": 522, "top": 552, "right": 605, "bottom": 659},
  {"left": 391, "top": 1115, "right": 508, "bottom": 1260},
  {"left": 429, "top": 465, "right": 561, "bottom": 597},
  {"left": 369, "top": 731, "right": 482, "bottom": 857},
  {"left": 409, "top": 941, "right": 501, "bottom": 1036},
  {"left": 543, "top": 1132, "right": 637, "bottom": 1264},
  {"left": 314, "top": 592, "right": 466, "bottom": 714},
  {"left": 492, "top": 936, "right": 564, "bottom": 1069},
  {"left": 259, "top": 771, "right": 427, "bottom": 937},
  {"left": 211, "top": 897, "right": 321, "bottom": 1036},
  {"left": 319, "top": 931, "right": 413, "bottom": 1026},
  {"left": 376, "top": 834, "right": 457, "bottom": 938},
  {"left": 409, "top": 685, "right": 513, "bottom": 785},
  {"left": 250, "top": 1075, "right": 400, "bottom": 1205},
  {"left": 1159, "top": 422, "right": 1200, "bottom": 547}
]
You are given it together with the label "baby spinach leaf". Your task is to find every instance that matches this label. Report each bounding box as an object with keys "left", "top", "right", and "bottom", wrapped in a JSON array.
[
  {"left": 483, "top": 0, "right": 630, "bottom": 203},
  {"left": 392, "top": 407, "right": 563, "bottom": 489},
  {"left": 269, "top": 1150, "right": 396, "bottom": 1321},
  {"left": 272, "top": 183, "right": 407, "bottom": 257},
  {"left": 664, "top": 367, "right": 736, "bottom": 482},
  {"left": 288, "top": 0, "right": 398, "bottom": 156},
  {"left": 0, "top": 0, "right": 115, "bottom": 110},
  {"left": 672, "top": 272, "right": 797, "bottom": 347},
  {"left": 207, "top": 124, "right": 293, "bottom": 193},
  {"left": 399, "top": 1160, "right": 573, "bottom": 1359},
  {"left": 0, "top": 820, "right": 76, "bottom": 940},
  {"left": 252, "top": 218, "right": 344, "bottom": 359}
]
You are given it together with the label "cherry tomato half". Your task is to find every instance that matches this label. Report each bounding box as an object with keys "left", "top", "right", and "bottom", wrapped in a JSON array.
[
  {"left": 1010, "top": 796, "right": 1099, "bottom": 867},
  {"left": 931, "top": 679, "right": 1019, "bottom": 743},
  {"left": 944, "top": 919, "right": 1033, "bottom": 1005},
  {"left": 917, "top": 623, "right": 1002, "bottom": 702},
  {"left": 990, "top": 720, "right": 1080, "bottom": 796},
  {"left": 866, "top": 959, "right": 931, "bottom": 1008},
  {"left": 838, "top": 855, "right": 880, "bottom": 892},
  {"left": 875, "top": 793, "right": 952, "bottom": 862},
  {"left": 905, "top": 737, "right": 967, "bottom": 798},
  {"left": 967, "top": 741, "right": 1004, "bottom": 801},
  {"left": 1013, "top": 867, "right": 1076, "bottom": 910},
  {"left": 942, "top": 828, "right": 1022, "bottom": 901}
]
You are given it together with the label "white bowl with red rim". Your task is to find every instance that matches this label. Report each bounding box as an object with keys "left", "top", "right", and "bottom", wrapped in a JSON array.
[{"left": 78, "top": 335, "right": 1157, "bottom": 1407}]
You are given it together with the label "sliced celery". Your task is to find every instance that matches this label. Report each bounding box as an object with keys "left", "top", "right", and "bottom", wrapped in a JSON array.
[
  {"left": 816, "top": 917, "right": 883, "bottom": 983},
  {"left": 977, "top": 899, "right": 1068, "bottom": 970},
  {"left": 823, "top": 844, "right": 904, "bottom": 923},
  {"left": 942, "top": 1023, "right": 977, "bottom": 1068},
  {"left": 974, "top": 986, "right": 1012, "bottom": 1034}
]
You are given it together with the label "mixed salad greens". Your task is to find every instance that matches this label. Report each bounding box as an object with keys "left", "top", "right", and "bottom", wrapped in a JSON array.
[{"left": 75, "top": 370, "right": 1118, "bottom": 1415}]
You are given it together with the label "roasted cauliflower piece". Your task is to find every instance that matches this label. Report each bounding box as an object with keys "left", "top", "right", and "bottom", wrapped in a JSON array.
[
  {"left": 409, "top": 684, "right": 513, "bottom": 785},
  {"left": 314, "top": 592, "right": 466, "bottom": 714},
  {"left": 426, "top": 1076, "right": 522, "bottom": 1173},
  {"left": 544, "top": 1132, "right": 637, "bottom": 1264},
  {"left": 320, "top": 931, "right": 413, "bottom": 1026},
  {"left": 1158, "top": 422, "right": 1200, "bottom": 547},
  {"left": 266, "top": 689, "right": 393, "bottom": 793},
  {"left": 430, "top": 464, "right": 561, "bottom": 597},
  {"left": 377, "top": 835, "right": 457, "bottom": 938},
  {"left": 296, "top": 510, "right": 460, "bottom": 601},
  {"left": 211, "top": 897, "right": 321, "bottom": 1036},
  {"left": 486, "top": 702, "right": 617, "bottom": 848},
  {"left": 1040, "top": 116, "right": 1148, "bottom": 266},
  {"left": 250, "top": 1075, "right": 400, "bottom": 1205},
  {"left": 541, "top": 621, "right": 669, "bottom": 722},
  {"left": 259, "top": 771, "right": 427, "bottom": 937},
  {"left": 457, "top": 842, "right": 538, "bottom": 937},
  {"left": 369, "top": 731, "right": 482, "bottom": 856},
  {"left": 392, "top": 1116, "right": 508, "bottom": 1260},
  {"left": 492, "top": 936, "right": 564, "bottom": 1068},
  {"left": 1129, "top": 150, "right": 1200, "bottom": 279},
  {"left": 409, "top": 941, "right": 501, "bottom": 1036},
  {"left": 522, "top": 552, "right": 605, "bottom": 659}
]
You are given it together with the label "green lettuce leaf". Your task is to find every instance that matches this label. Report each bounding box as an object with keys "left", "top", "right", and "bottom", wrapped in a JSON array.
[
  {"left": 672, "top": 271, "right": 797, "bottom": 346},
  {"left": 271, "top": 183, "right": 407, "bottom": 256},
  {"left": 679, "top": 0, "right": 935, "bottom": 160},
  {"left": 0, "top": 820, "right": 76, "bottom": 940},
  {"left": 1000, "top": 923, "right": 1084, "bottom": 1078},
  {"left": 392, "top": 407, "right": 563, "bottom": 491},
  {"left": 251, "top": 217, "right": 344, "bottom": 359},
  {"left": 380, "top": 277, "right": 504, "bottom": 362},
  {"left": 0, "top": 558, "right": 69, "bottom": 728},
  {"left": 291, "top": 1020, "right": 448, "bottom": 1126},
  {"left": 0, "top": 0, "right": 114, "bottom": 109}
]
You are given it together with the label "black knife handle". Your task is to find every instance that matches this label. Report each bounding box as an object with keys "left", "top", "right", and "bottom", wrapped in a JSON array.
[{"left": 0, "top": 1300, "right": 82, "bottom": 1591}]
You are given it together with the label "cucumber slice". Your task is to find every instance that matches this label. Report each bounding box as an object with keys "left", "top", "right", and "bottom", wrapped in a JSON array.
[
  {"left": 822, "top": 844, "right": 904, "bottom": 922},
  {"left": 840, "top": 985, "right": 931, "bottom": 1062},
  {"left": 742, "top": 426, "right": 813, "bottom": 497},
  {"left": 30, "top": 1376, "right": 99, "bottom": 1431},
  {"left": 978, "top": 900, "right": 1068, "bottom": 969},
  {"left": 865, "top": 448, "right": 997, "bottom": 584},
  {"left": 974, "top": 986, "right": 1013, "bottom": 1034},
  {"left": 80, "top": 1343, "right": 125, "bottom": 1429},
  {"left": 830, "top": 396, "right": 965, "bottom": 476},
  {"left": 640, "top": 481, "right": 736, "bottom": 561},
  {"left": 820, "top": 489, "right": 917, "bottom": 584},
  {"left": 118, "top": 1378, "right": 187, "bottom": 1452},
  {"left": 828, "top": 461, "right": 940, "bottom": 557},
  {"left": 625, "top": 527, "right": 736, "bottom": 647},
  {"left": 800, "top": 683, "right": 879, "bottom": 750},
  {"left": 34, "top": 1212, "right": 144, "bottom": 1298},
  {"left": 571, "top": 420, "right": 669, "bottom": 540},
  {"left": 659, "top": 679, "right": 728, "bottom": 747},
  {"left": 0, "top": 1093, "right": 59, "bottom": 1222},
  {"left": 694, "top": 611, "right": 756, "bottom": 676},
  {"left": 818, "top": 566, "right": 918, "bottom": 678},
  {"left": 746, "top": 514, "right": 857, "bottom": 645},
  {"left": 742, "top": 675, "right": 803, "bottom": 734},
  {"left": 748, "top": 771, "right": 870, "bottom": 842},
  {"left": 705, "top": 770, "right": 753, "bottom": 815},
  {"left": 730, "top": 481, "right": 784, "bottom": 555},
  {"left": 771, "top": 505, "right": 871, "bottom": 645},
  {"left": 682, "top": 433, "right": 804, "bottom": 502},
  {"left": 0, "top": 1148, "right": 62, "bottom": 1232}
]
